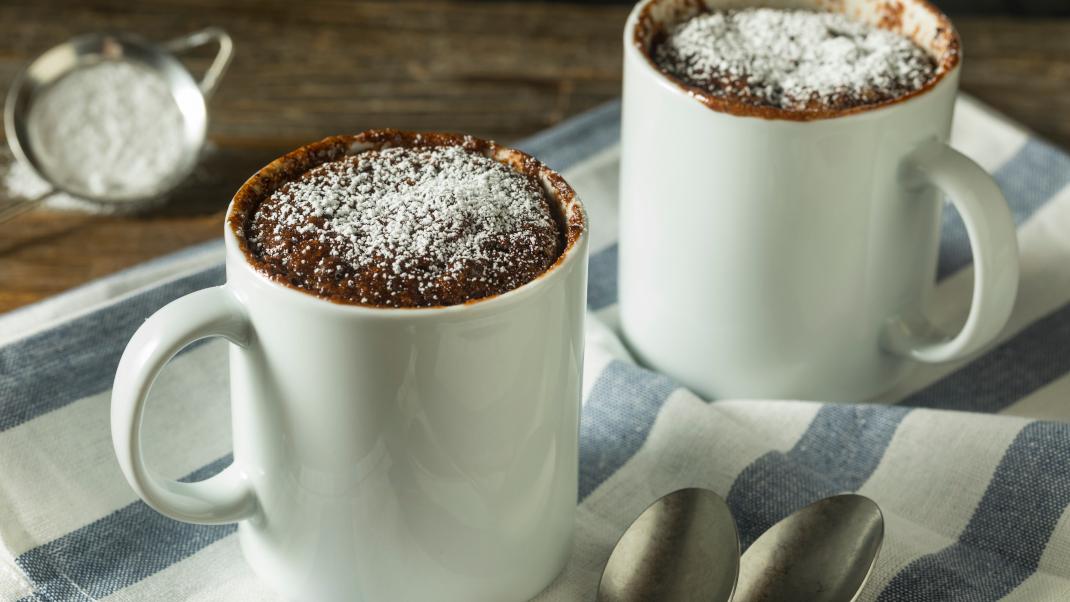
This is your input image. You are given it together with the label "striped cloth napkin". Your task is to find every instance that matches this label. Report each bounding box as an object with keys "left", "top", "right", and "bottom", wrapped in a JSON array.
[{"left": 1, "top": 96, "right": 1069, "bottom": 601}]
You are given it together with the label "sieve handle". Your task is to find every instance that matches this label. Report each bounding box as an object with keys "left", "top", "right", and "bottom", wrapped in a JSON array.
[
  {"left": 164, "top": 27, "right": 234, "bottom": 99},
  {"left": 0, "top": 189, "right": 51, "bottom": 223}
]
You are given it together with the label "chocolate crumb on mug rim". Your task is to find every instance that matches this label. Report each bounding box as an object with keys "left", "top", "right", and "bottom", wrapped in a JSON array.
[
  {"left": 228, "top": 130, "right": 586, "bottom": 311},
  {"left": 633, "top": 0, "right": 961, "bottom": 121}
]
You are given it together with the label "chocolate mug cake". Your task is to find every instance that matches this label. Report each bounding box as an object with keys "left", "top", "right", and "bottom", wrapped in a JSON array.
[
  {"left": 230, "top": 131, "right": 581, "bottom": 308},
  {"left": 646, "top": 6, "right": 954, "bottom": 117},
  {"left": 114, "top": 129, "right": 588, "bottom": 601}
]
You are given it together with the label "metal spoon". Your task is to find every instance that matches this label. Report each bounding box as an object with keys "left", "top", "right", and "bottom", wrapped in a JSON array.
[
  {"left": 735, "top": 493, "right": 884, "bottom": 602},
  {"left": 597, "top": 488, "right": 740, "bottom": 602}
]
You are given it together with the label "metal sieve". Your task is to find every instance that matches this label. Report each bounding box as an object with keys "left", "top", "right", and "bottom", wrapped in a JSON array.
[{"left": 0, "top": 27, "right": 233, "bottom": 222}]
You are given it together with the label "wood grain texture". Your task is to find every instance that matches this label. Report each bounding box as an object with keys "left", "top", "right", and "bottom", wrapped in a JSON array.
[{"left": 0, "top": 1, "right": 1067, "bottom": 313}]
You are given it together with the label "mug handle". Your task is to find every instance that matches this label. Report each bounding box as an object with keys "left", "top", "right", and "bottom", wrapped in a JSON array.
[
  {"left": 163, "top": 27, "right": 235, "bottom": 99},
  {"left": 883, "top": 139, "right": 1019, "bottom": 363},
  {"left": 111, "top": 286, "right": 259, "bottom": 525}
]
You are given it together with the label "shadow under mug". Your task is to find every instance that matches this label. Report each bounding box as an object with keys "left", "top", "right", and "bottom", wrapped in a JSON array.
[
  {"left": 619, "top": 0, "right": 1020, "bottom": 402},
  {"left": 111, "top": 132, "right": 589, "bottom": 601}
]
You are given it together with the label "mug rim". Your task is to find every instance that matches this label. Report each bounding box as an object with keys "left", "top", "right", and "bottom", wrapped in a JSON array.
[
  {"left": 224, "top": 129, "right": 588, "bottom": 316},
  {"left": 626, "top": 0, "right": 962, "bottom": 122}
]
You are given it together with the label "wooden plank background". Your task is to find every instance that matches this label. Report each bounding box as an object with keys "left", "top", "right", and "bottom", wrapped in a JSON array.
[{"left": 1, "top": 0, "right": 1068, "bottom": 312}]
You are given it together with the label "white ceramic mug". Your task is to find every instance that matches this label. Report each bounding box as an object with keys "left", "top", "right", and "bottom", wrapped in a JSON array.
[
  {"left": 619, "top": 0, "right": 1019, "bottom": 401},
  {"left": 111, "top": 132, "right": 588, "bottom": 601}
]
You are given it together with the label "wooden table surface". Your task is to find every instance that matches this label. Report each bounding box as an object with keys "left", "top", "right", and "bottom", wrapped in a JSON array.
[{"left": 1, "top": 1, "right": 1068, "bottom": 313}]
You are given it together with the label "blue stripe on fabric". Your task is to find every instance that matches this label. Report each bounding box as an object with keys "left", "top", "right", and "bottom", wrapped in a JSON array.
[
  {"left": 0, "top": 266, "right": 225, "bottom": 433},
  {"left": 877, "top": 421, "right": 1070, "bottom": 601},
  {"left": 586, "top": 244, "right": 618, "bottom": 312},
  {"left": 579, "top": 359, "right": 677, "bottom": 501},
  {"left": 16, "top": 456, "right": 234, "bottom": 602},
  {"left": 515, "top": 100, "right": 621, "bottom": 174},
  {"left": 938, "top": 138, "right": 1070, "bottom": 278},
  {"left": 901, "top": 301, "right": 1070, "bottom": 412},
  {"left": 726, "top": 405, "right": 911, "bottom": 549}
]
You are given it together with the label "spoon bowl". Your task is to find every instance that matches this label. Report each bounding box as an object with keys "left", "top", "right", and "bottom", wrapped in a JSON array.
[
  {"left": 597, "top": 487, "right": 740, "bottom": 602},
  {"left": 735, "top": 493, "right": 884, "bottom": 602}
]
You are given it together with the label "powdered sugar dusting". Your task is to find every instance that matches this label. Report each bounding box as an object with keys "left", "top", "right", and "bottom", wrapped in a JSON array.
[
  {"left": 247, "top": 145, "right": 562, "bottom": 307},
  {"left": 653, "top": 9, "right": 937, "bottom": 112},
  {"left": 27, "top": 60, "right": 186, "bottom": 198}
]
